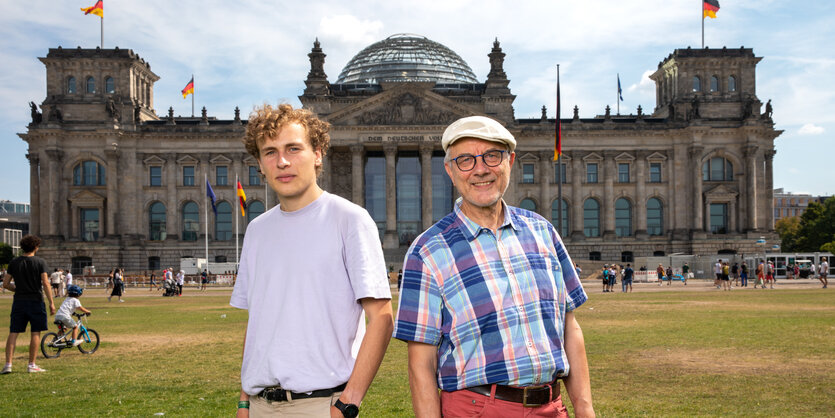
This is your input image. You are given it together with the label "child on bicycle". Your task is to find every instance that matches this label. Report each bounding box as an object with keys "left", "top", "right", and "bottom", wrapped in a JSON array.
[{"left": 55, "top": 285, "right": 91, "bottom": 346}]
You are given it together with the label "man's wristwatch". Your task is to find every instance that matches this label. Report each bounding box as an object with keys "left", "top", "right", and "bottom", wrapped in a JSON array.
[{"left": 334, "top": 399, "right": 359, "bottom": 418}]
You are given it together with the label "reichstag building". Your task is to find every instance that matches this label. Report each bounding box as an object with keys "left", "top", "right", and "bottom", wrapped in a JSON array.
[{"left": 20, "top": 34, "right": 781, "bottom": 273}]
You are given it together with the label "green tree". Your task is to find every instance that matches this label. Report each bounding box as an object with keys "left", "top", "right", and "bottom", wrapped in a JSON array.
[
  {"left": 0, "top": 243, "right": 13, "bottom": 266},
  {"left": 794, "top": 197, "right": 835, "bottom": 252},
  {"left": 775, "top": 216, "right": 801, "bottom": 251}
]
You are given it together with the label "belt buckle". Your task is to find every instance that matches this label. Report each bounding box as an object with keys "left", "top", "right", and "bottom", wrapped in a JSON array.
[{"left": 521, "top": 384, "right": 547, "bottom": 408}]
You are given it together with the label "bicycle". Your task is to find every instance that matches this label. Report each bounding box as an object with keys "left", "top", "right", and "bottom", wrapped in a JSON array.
[{"left": 40, "top": 312, "right": 100, "bottom": 358}]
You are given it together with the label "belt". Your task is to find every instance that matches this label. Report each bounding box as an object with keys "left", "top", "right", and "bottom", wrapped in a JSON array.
[
  {"left": 465, "top": 380, "right": 560, "bottom": 407},
  {"left": 258, "top": 382, "right": 346, "bottom": 403}
]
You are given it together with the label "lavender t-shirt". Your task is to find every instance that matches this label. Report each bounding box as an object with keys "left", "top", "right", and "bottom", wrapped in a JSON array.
[{"left": 230, "top": 191, "right": 391, "bottom": 395}]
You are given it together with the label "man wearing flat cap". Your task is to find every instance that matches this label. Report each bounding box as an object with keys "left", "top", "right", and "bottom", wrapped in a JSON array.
[{"left": 394, "top": 116, "right": 594, "bottom": 417}]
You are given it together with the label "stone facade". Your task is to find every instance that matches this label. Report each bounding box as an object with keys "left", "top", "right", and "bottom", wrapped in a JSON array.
[{"left": 20, "top": 41, "right": 781, "bottom": 273}]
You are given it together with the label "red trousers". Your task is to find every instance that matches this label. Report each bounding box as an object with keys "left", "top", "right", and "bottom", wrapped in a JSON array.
[{"left": 441, "top": 386, "right": 568, "bottom": 417}]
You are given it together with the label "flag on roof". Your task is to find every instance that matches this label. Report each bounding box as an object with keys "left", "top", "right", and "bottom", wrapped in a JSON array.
[
  {"left": 206, "top": 179, "right": 217, "bottom": 215},
  {"left": 617, "top": 74, "right": 624, "bottom": 102},
  {"left": 553, "top": 67, "right": 561, "bottom": 161},
  {"left": 80, "top": 0, "right": 103, "bottom": 17},
  {"left": 703, "top": 0, "right": 720, "bottom": 19},
  {"left": 181, "top": 77, "right": 194, "bottom": 99},
  {"left": 236, "top": 181, "right": 247, "bottom": 217}
]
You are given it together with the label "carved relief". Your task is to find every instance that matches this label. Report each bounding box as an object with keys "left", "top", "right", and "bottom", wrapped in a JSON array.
[
  {"left": 330, "top": 150, "right": 352, "bottom": 199},
  {"left": 359, "top": 93, "right": 456, "bottom": 125}
]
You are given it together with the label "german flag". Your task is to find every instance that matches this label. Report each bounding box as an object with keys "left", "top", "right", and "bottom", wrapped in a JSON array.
[
  {"left": 81, "top": 0, "right": 103, "bottom": 18},
  {"left": 703, "top": 0, "right": 720, "bottom": 19},
  {"left": 181, "top": 77, "right": 194, "bottom": 99},
  {"left": 236, "top": 181, "right": 247, "bottom": 217}
]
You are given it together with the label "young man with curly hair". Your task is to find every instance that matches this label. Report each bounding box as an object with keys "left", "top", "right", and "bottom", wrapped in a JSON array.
[{"left": 231, "top": 104, "right": 392, "bottom": 417}]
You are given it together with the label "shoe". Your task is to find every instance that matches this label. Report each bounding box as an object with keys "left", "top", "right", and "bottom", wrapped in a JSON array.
[
  {"left": 72, "top": 339, "right": 84, "bottom": 347},
  {"left": 1, "top": 364, "right": 11, "bottom": 374},
  {"left": 27, "top": 364, "right": 46, "bottom": 373},
  {"left": 119, "top": 299, "right": 124, "bottom": 303}
]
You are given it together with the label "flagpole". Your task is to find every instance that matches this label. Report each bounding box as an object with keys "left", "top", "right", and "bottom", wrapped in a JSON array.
[
  {"left": 701, "top": 0, "right": 705, "bottom": 48},
  {"left": 191, "top": 74, "right": 195, "bottom": 117},
  {"left": 204, "top": 173, "right": 209, "bottom": 275},
  {"left": 556, "top": 64, "right": 564, "bottom": 238},
  {"left": 235, "top": 173, "right": 240, "bottom": 271},
  {"left": 100, "top": 14, "right": 103, "bottom": 48},
  {"left": 616, "top": 74, "right": 620, "bottom": 116}
]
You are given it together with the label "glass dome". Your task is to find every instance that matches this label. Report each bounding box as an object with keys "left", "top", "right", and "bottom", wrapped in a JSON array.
[{"left": 336, "top": 34, "right": 479, "bottom": 85}]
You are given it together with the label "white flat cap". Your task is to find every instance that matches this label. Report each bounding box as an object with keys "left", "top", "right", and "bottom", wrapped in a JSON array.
[{"left": 441, "top": 116, "right": 516, "bottom": 152}]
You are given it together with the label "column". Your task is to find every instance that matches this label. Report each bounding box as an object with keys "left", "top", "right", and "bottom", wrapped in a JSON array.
[
  {"left": 165, "top": 153, "right": 178, "bottom": 239},
  {"left": 198, "top": 153, "right": 211, "bottom": 239},
  {"left": 105, "top": 147, "right": 120, "bottom": 237},
  {"left": 635, "top": 153, "right": 647, "bottom": 236},
  {"left": 420, "top": 142, "right": 434, "bottom": 230},
  {"left": 603, "top": 152, "right": 616, "bottom": 237},
  {"left": 729, "top": 199, "right": 737, "bottom": 232},
  {"left": 690, "top": 146, "right": 704, "bottom": 232},
  {"left": 745, "top": 145, "right": 759, "bottom": 231},
  {"left": 571, "top": 153, "right": 584, "bottom": 239},
  {"left": 538, "top": 151, "right": 552, "bottom": 221},
  {"left": 27, "top": 153, "right": 40, "bottom": 236},
  {"left": 44, "top": 149, "right": 63, "bottom": 237},
  {"left": 383, "top": 142, "right": 398, "bottom": 248},
  {"left": 321, "top": 151, "right": 331, "bottom": 192},
  {"left": 765, "top": 150, "right": 775, "bottom": 231},
  {"left": 350, "top": 144, "right": 364, "bottom": 206}
]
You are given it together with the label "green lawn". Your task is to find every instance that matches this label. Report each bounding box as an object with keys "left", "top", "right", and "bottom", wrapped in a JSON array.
[{"left": 0, "top": 286, "right": 833, "bottom": 416}]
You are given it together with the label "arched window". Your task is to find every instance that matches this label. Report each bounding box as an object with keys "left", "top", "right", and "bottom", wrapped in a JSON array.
[
  {"left": 72, "top": 161, "right": 106, "bottom": 186},
  {"left": 181, "top": 201, "right": 199, "bottom": 241},
  {"left": 67, "top": 77, "right": 76, "bottom": 94},
  {"left": 551, "top": 198, "right": 569, "bottom": 237},
  {"left": 215, "top": 201, "right": 232, "bottom": 241},
  {"left": 621, "top": 251, "right": 634, "bottom": 263},
  {"left": 692, "top": 76, "right": 701, "bottom": 92},
  {"left": 653, "top": 250, "right": 666, "bottom": 257},
  {"left": 615, "top": 198, "right": 632, "bottom": 237},
  {"left": 247, "top": 200, "right": 265, "bottom": 224},
  {"left": 647, "top": 198, "right": 664, "bottom": 236},
  {"left": 86, "top": 76, "right": 95, "bottom": 93},
  {"left": 589, "top": 251, "right": 601, "bottom": 261},
  {"left": 710, "top": 75, "right": 719, "bottom": 92},
  {"left": 519, "top": 198, "right": 537, "bottom": 212},
  {"left": 148, "top": 256, "right": 160, "bottom": 270},
  {"left": 71, "top": 256, "right": 93, "bottom": 276},
  {"left": 149, "top": 202, "right": 167, "bottom": 241},
  {"left": 583, "top": 198, "right": 600, "bottom": 237},
  {"left": 702, "top": 157, "right": 734, "bottom": 181},
  {"left": 105, "top": 76, "right": 115, "bottom": 94},
  {"left": 728, "top": 75, "right": 736, "bottom": 92}
]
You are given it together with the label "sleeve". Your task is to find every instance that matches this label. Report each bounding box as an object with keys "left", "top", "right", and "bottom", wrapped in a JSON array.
[
  {"left": 342, "top": 207, "right": 391, "bottom": 301},
  {"left": 229, "top": 231, "right": 253, "bottom": 310},
  {"left": 550, "top": 224, "right": 587, "bottom": 312},
  {"left": 393, "top": 247, "right": 444, "bottom": 345}
]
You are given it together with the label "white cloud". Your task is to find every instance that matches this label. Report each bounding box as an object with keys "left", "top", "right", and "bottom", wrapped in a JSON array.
[
  {"left": 318, "top": 15, "right": 384, "bottom": 46},
  {"left": 798, "top": 123, "right": 825, "bottom": 135}
]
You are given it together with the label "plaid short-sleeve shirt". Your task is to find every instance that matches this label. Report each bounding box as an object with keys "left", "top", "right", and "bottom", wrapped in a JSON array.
[{"left": 393, "top": 199, "right": 587, "bottom": 391}]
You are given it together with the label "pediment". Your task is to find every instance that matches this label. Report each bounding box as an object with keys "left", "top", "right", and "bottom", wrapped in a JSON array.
[
  {"left": 243, "top": 155, "right": 258, "bottom": 164},
  {"left": 143, "top": 155, "right": 165, "bottom": 165},
  {"left": 177, "top": 154, "right": 199, "bottom": 164},
  {"left": 614, "top": 152, "right": 635, "bottom": 162},
  {"left": 70, "top": 189, "right": 105, "bottom": 203},
  {"left": 583, "top": 152, "right": 603, "bottom": 162},
  {"left": 327, "top": 85, "right": 480, "bottom": 126},
  {"left": 518, "top": 152, "right": 540, "bottom": 162},
  {"left": 705, "top": 184, "right": 738, "bottom": 198},
  {"left": 646, "top": 152, "right": 667, "bottom": 161},
  {"left": 210, "top": 155, "right": 232, "bottom": 164}
]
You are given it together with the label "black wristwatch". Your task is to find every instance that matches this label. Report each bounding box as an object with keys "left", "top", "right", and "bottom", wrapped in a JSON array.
[{"left": 334, "top": 399, "right": 359, "bottom": 418}]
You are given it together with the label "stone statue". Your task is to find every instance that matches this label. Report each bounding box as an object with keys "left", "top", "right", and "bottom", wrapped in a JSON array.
[
  {"left": 637, "top": 105, "right": 643, "bottom": 117},
  {"left": 106, "top": 98, "right": 120, "bottom": 120},
  {"left": 689, "top": 96, "right": 700, "bottom": 120},
  {"left": 134, "top": 104, "right": 141, "bottom": 123},
  {"left": 763, "top": 99, "right": 773, "bottom": 120},
  {"left": 742, "top": 97, "right": 754, "bottom": 119},
  {"left": 604, "top": 105, "right": 611, "bottom": 119},
  {"left": 668, "top": 103, "right": 676, "bottom": 121},
  {"left": 29, "top": 102, "right": 42, "bottom": 124},
  {"left": 573, "top": 105, "right": 579, "bottom": 120},
  {"left": 541, "top": 105, "right": 547, "bottom": 121}
]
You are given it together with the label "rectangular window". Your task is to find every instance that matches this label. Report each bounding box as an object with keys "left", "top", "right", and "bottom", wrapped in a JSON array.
[
  {"left": 216, "top": 166, "right": 228, "bottom": 186},
  {"left": 80, "top": 208, "right": 100, "bottom": 241},
  {"left": 554, "top": 163, "right": 567, "bottom": 184},
  {"left": 618, "top": 163, "right": 630, "bottom": 183},
  {"left": 249, "top": 166, "right": 261, "bottom": 186},
  {"left": 522, "top": 163, "right": 535, "bottom": 184},
  {"left": 586, "top": 163, "right": 598, "bottom": 183},
  {"left": 183, "top": 166, "right": 195, "bottom": 186},
  {"left": 149, "top": 166, "right": 162, "bottom": 187},
  {"left": 649, "top": 163, "right": 662, "bottom": 183},
  {"left": 710, "top": 203, "right": 728, "bottom": 234}
]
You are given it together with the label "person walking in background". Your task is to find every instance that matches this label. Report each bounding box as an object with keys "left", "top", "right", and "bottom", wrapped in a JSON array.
[
  {"left": 149, "top": 271, "right": 157, "bottom": 291},
  {"left": 657, "top": 264, "right": 665, "bottom": 286},
  {"left": 666, "top": 265, "right": 673, "bottom": 286},
  {"left": 108, "top": 268, "right": 124, "bottom": 302},
  {"left": 105, "top": 268, "right": 114, "bottom": 294},
  {"left": 714, "top": 259, "right": 722, "bottom": 289},
  {"left": 2, "top": 235, "right": 55, "bottom": 374},
  {"left": 755, "top": 261, "right": 765, "bottom": 289},
  {"left": 176, "top": 270, "right": 184, "bottom": 296},
  {"left": 721, "top": 261, "right": 731, "bottom": 291},
  {"left": 49, "top": 269, "right": 61, "bottom": 298},
  {"left": 740, "top": 262, "right": 749, "bottom": 287},
  {"left": 65, "top": 268, "right": 73, "bottom": 290},
  {"left": 819, "top": 257, "right": 829, "bottom": 288},
  {"left": 766, "top": 261, "right": 775, "bottom": 289},
  {"left": 622, "top": 263, "right": 634, "bottom": 293},
  {"left": 200, "top": 269, "right": 208, "bottom": 291},
  {"left": 731, "top": 262, "right": 740, "bottom": 287},
  {"left": 682, "top": 262, "right": 690, "bottom": 286}
]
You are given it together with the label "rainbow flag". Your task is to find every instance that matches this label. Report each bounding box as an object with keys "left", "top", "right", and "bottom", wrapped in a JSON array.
[
  {"left": 81, "top": 0, "right": 103, "bottom": 17},
  {"left": 703, "top": 0, "right": 720, "bottom": 19}
]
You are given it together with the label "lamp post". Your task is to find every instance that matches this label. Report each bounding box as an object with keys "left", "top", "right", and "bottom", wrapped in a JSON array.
[{"left": 756, "top": 236, "right": 767, "bottom": 271}]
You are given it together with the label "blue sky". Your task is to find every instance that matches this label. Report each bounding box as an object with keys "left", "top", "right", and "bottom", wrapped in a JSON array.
[{"left": 1, "top": 0, "right": 833, "bottom": 203}]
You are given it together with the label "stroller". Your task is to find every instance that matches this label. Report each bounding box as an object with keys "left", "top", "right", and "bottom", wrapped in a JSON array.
[{"left": 162, "top": 277, "right": 178, "bottom": 297}]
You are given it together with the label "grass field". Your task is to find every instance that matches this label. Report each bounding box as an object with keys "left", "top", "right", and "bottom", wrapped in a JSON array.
[{"left": 1, "top": 284, "right": 833, "bottom": 417}]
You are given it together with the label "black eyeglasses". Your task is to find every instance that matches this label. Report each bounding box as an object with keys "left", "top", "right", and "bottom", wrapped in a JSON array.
[{"left": 450, "top": 150, "right": 506, "bottom": 171}]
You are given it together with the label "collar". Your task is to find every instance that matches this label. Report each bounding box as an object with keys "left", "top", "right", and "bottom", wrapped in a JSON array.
[{"left": 453, "top": 197, "right": 519, "bottom": 241}]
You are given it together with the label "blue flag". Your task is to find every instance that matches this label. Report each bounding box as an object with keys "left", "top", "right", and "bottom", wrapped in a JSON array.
[
  {"left": 206, "top": 179, "right": 217, "bottom": 215},
  {"left": 617, "top": 74, "right": 624, "bottom": 102}
]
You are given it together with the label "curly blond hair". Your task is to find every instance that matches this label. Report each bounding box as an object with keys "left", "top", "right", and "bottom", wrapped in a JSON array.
[{"left": 243, "top": 104, "right": 331, "bottom": 175}]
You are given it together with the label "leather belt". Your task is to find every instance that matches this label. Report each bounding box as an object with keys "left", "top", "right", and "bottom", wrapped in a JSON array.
[
  {"left": 258, "top": 382, "right": 346, "bottom": 403},
  {"left": 465, "top": 380, "right": 560, "bottom": 407}
]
